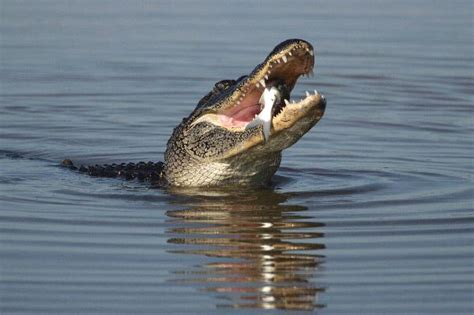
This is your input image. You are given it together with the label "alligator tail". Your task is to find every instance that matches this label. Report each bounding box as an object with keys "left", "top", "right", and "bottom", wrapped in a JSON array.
[{"left": 62, "top": 159, "right": 164, "bottom": 183}]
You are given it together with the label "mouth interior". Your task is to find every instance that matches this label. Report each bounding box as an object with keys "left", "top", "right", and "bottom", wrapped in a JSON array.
[{"left": 218, "top": 47, "right": 315, "bottom": 129}]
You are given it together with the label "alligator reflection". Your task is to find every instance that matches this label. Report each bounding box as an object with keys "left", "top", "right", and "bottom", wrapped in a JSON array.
[{"left": 166, "top": 187, "right": 326, "bottom": 311}]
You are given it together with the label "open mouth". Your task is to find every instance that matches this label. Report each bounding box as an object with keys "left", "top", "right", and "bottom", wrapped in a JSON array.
[
  {"left": 217, "top": 41, "right": 320, "bottom": 129},
  {"left": 192, "top": 40, "right": 325, "bottom": 138}
]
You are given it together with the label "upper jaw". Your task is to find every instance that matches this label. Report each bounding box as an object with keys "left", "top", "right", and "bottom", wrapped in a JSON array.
[{"left": 222, "top": 39, "right": 316, "bottom": 119}]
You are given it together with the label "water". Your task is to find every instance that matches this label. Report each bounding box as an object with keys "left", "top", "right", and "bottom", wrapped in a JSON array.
[{"left": 1, "top": 1, "right": 473, "bottom": 314}]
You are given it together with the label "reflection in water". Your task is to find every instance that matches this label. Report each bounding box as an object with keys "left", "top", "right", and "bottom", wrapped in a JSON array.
[{"left": 166, "top": 188, "right": 326, "bottom": 310}]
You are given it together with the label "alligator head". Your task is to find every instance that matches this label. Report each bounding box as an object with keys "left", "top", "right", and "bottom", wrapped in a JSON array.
[{"left": 164, "top": 39, "right": 326, "bottom": 187}]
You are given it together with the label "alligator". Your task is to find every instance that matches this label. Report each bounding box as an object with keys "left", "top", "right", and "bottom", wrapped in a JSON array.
[{"left": 63, "top": 39, "right": 326, "bottom": 187}]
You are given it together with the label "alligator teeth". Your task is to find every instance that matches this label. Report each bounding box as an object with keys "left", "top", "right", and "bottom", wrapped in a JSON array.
[
  {"left": 260, "top": 79, "right": 266, "bottom": 88},
  {"left": 306, "top": 91, "right": 310, "bottom": 97},
  {"left": 282, "top": 55, "right": 288, "bottom": 63},
  {"left": 284, "top": 99, "right": 290, "bottom": 106},
  {"left": 256, "top": 83, "right": 260, "bottom": 88},
  {"left": 264, "top": 75, "right": 269, "bottom": 80},
  {"left": 314, "top": 89, "right": 319, "bottom": 95},
  {"left": 288, "top": 51, "right": 292, "bottom": 56}
]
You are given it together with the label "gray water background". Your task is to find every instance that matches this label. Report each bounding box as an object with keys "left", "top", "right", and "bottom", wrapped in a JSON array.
[{"left": 1, "top": 1, "right": 473, "bottom": 314}]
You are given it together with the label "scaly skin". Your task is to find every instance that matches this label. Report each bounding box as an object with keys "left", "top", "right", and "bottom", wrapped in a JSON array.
[{"left": 63, "top": 39, "right": 326, "bottom": 187}]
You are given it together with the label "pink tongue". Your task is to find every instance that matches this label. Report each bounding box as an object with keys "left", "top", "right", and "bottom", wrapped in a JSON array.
[{"left": 219, "top": 104, "right": 260, "bottom": 128}]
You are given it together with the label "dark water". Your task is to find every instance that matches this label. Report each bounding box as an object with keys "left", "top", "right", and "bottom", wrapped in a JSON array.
[{"left": 1, "top": 1, "right": 473, "bottom": 314}]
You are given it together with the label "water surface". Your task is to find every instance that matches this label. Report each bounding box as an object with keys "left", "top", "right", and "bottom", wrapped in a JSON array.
[{"left": 1, "top": 1, "right": 473, "bottom": 314}]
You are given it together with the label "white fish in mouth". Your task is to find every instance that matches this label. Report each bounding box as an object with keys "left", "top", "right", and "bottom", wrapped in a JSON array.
[{"left": 245, "top": 86, "right": 281, "bottom": 143}]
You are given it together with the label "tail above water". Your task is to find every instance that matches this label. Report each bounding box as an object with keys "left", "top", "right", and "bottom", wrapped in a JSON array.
[{"left": 62, "top": 159, "right": 164, "bottom": 182}]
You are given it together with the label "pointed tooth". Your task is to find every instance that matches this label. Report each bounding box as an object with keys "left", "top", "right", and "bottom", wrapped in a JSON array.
[
  {"left": 282, "top": 55, "right": 288, "bottom": 63},
  {"left": 288, "top": 51, "right": 292, "bottom": 56},
  {"left": 292, "top": 100, "right": 296, "bottom": 104},
  {"left": 314, "top": 90, "right": 319, "bottom": 95},
  {"left": 267, "top": 70, "right": 271, "bottom": 74},
  {"left": 306, "top": 91, "right": 310, "bottom": 97},
  {"left": 284, "top": 99, "right": 290, "bottom": 106},
  {"left": 309, "top": 50, "right": 314, "bottom": 56},
  {"left": 310, "top": 69, "right": 314, "bottom": 77},
  {"left": 264, "top": 75, "right": 269, "bottom": 80},
  {"left": 260, "top": 79, "right": 266, "bottom": 87},
  {"left": 277, "top": 59, "right": 281, "bottom": 63},
  {"left": 256, "top": 83, "right": 260, "bottom": 88}
]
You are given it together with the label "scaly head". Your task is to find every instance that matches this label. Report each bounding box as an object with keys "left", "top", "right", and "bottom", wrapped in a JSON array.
[{"left": 164, "top": 39, "right": 326, "bottom": 187}]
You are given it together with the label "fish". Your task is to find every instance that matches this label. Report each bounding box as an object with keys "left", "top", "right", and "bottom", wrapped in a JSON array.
[{"left": 245, "top": 86, "right": 281, "bottom": 143}]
